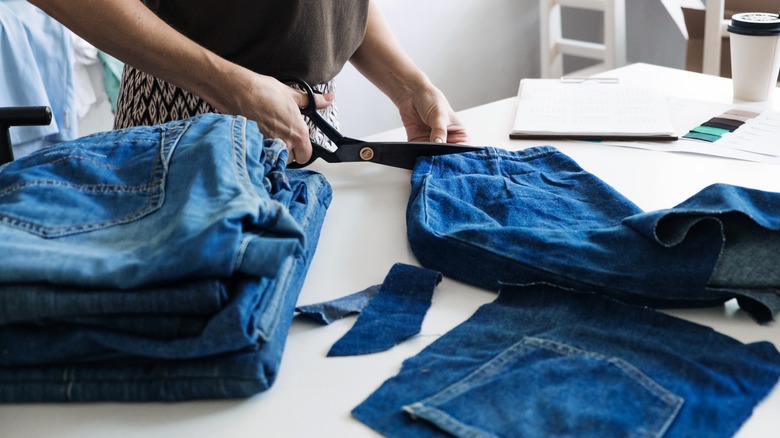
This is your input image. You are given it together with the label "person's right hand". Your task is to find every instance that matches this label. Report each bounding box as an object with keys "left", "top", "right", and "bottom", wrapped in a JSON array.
[{"left": 217, "top": 71, "right": 334, "bottom": 165}]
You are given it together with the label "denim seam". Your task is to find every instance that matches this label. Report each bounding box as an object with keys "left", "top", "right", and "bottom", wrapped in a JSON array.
[
  {"left": 47, "top": 370, "right": 271, "bottom": 402},
  {"left": 231, "top": 116, "right": 259, "bottom": 201},
  {"left": 254, "top": 253, "right": 300, "bottom": 340}
]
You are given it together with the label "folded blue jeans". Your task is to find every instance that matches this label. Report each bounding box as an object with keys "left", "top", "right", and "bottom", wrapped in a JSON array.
[
  {"left": 0, "top": 275, "right": 304, "bottom": 402},
  {"left": 0, "top": 113, "right": 310, "bottom": 289},
  {"left": 0, "top": 114, "right": 332, "bottom": 400},
  {"left": 406, "top": 146, "right": 780, "bottom": 322},
  {"left": 353, "top": 283, "right": 780, "bottom": 437}
]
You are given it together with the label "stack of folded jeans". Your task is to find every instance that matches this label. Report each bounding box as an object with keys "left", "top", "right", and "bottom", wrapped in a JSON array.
[{"left": 0, "top": 114, "right": 331, "bottom": 402}]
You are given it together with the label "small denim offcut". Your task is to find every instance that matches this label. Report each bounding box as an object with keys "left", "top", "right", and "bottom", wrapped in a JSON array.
[
  {"left": 406, "top": 146, "right": 780, "bottom": 322},
  {"left": 327, "top": 263, "right": 441, "bottom": 357},
  {"left": 353, "top": 283, "right": 780, "bottom": 437},
  {"left": 296, "top": 263, "right": 442, "bottom": 356},
  {"left": 296, "top": 284, "right": 382, "bottom": 325}
]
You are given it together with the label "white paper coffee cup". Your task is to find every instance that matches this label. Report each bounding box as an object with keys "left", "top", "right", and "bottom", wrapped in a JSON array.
[{"left": 728, "top": 12, "right": 780, "bottom": 101}]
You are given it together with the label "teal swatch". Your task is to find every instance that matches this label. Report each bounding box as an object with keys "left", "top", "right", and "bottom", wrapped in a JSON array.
[
  {"left": 683, "top": 131, "right": 721, "bottom": 142},
  {"left": 692, "top": 125, "right": 730, "bottom": 136}
]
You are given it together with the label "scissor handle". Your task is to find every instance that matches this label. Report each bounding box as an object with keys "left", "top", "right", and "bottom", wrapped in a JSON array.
[
  {"left": 280, "top": 77, "right": 344, "bottom": 144},
  {"left": 286, "top": 143, "right": 328, "bottom": 169}
]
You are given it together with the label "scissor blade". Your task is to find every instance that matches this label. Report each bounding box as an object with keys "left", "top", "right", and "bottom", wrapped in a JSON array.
[{"left": 336, "top": 141, "right": 483, "bottom": 169}]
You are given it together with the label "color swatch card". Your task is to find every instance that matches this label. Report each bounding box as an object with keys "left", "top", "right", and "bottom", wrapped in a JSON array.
[
  {"left": 683, "top": 108, "right": 780, "bottom": 158},
  {"left": 595, "top": 98, "right": 780, "bottom": 165},
  {"left": 510, "top": 78, "right": 677, "bottom": 141}
]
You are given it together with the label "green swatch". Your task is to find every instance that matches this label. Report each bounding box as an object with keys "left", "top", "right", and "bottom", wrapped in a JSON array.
[
  {"left": 683, "top": 131, "right": 722, "bottom": 142},
  {"left": 692, "top": 125, "right": 730, "bottom": 136}
]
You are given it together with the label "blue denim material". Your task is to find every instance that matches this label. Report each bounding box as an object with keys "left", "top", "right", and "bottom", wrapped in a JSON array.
[
  {"left": 0, "top": 114, "right": 332, "bottom": 401},
  {"left": 328, "top": 263, "right": 442, "bottom": 357},
  {"left": 296, "top": 284, "right": 381, "bottom": 325},
  {"left": 406, "top": 146, "right": 780, "bottom": 322},
  {"left": 353, "top": 283, "right": 780, "bottom": 437},
  {"left": 0, "top": 275, "right": 304, "bottom": 402},
  {"left": 0, "top": 114, "right": 309, "bottom": 288}
]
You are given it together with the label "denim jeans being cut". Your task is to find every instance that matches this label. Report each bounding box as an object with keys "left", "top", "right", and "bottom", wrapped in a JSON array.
[
  {"left": 352, "top": 283, "right": 780, "bottom": 437},
  {"left": 406, "top": 146, "right": 780, "bottom": 322},
  {"left": 0, "top": 114, "right": 332, "bottom": 401}
]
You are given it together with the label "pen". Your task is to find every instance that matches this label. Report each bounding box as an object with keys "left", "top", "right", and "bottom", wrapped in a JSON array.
[{"left": 560, "top": 77, "right": 620, "bottom": 83}]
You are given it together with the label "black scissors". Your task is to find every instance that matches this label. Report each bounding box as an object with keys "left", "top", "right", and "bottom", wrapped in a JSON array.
[{"left": 281, "top": 77, "right": 483, "bottom": 170}]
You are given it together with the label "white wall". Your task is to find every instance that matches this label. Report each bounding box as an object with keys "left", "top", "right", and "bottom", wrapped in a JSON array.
[
  {"left": 334, "top": 0, "right": 537, "bottom": 138},
  {"left": 334, "top": 0, "right": 688, "bottom": 138},
  {"left": 75, "top": 1, "right": 688, "bottom": 140}
]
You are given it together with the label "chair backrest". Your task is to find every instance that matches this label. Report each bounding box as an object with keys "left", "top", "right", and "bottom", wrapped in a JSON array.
[
  {"left": 540, "top": 0, "right": 627, "bottom": 78},
  {"left": 0, "top": 106, "right": 52, "bottom": 164},
  {"left": 702, "top": 0, "right": 727, "bottom": 76}
]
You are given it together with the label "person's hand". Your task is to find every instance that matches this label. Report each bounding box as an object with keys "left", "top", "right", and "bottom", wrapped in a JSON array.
[
  {"left": 396, "top": 84, "right": 469, "bottom": 145},
  {"left": 217, "top": 71, "right": 334, "bottom": 165}
]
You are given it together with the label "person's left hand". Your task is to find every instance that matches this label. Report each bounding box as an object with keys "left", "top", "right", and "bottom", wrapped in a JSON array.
[{"left": 397, "top": 85, "right": 469, "bottom": 144}]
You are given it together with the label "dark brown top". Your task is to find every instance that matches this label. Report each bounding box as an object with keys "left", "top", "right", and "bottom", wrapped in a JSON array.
[{"left": 143, "top": 0, "right": 369, "bottom": 84}]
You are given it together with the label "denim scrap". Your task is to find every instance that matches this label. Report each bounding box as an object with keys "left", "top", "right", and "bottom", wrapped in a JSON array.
[
  {"left": 327, "top": 263, "right": 442, "bottom": 357},
  {"left": 353, "top": 283, "right": 780, "bottom": 438},
  {"left": 296, "top": 284, "right": 381, "bottom": 325},
  {"left": 406, "top": 146, "right": 780, "bottom": 323}
]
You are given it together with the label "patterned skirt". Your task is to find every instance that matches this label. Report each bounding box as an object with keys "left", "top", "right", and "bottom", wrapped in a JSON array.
[{"left": 113, "top": 65, "right": 339, "bottom": 149}]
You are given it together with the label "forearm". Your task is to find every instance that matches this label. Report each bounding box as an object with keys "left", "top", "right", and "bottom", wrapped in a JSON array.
[
  {"left": 349, "top": 0, "right": 431, "bottom": 106},
  {"left": 28, "top": 0, "right": 250, "bottom": 114}
]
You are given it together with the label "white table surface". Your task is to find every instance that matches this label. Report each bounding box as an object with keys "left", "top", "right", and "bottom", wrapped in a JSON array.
[{"left": 1, "top": 63, "right": 779, "bottom": 437}]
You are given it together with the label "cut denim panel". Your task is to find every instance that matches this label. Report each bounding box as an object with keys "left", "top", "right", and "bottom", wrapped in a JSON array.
[
  {"left": 352, "top": 283, "right": 780, "bottom": 438},
  {"left": 406, "top": 146, "right": 780, "bottom": 322},
  {"left": 328, "top": 263, "right": 442, "bottom": 357}
]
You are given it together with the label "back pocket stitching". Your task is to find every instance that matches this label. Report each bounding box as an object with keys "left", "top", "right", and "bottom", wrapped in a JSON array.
[
  {"left": 404, "top": 336, "right": 683, "bottom": 438},
  {"left": 0, "top": 121, "right": 189, "bottom": 238}
]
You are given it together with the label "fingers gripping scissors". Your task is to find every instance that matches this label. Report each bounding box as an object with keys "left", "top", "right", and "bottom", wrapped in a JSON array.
[{"left": 282, "top": 77, "right": 483, "bottom": 170}]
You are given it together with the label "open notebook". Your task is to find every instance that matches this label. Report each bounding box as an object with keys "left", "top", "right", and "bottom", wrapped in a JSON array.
[{"left": 510, "top": 78, "right": 677, "bottom": 141}]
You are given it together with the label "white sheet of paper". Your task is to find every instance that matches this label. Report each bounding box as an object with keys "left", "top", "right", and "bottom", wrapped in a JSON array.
[{"left": 511, "top": 79, "right": 676, "bottom": 137}]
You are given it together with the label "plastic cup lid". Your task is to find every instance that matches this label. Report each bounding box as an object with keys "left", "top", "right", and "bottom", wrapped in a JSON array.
[{"left": 728, "top": 12, "right": 780, "bottom": 36}]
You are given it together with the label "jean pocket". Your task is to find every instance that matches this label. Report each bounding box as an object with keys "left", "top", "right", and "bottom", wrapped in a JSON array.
[
  {"left": 0, "top": 121, "right": 188, "bottom": 238},
  {"left": 402, "top": 336, "right": 683, "bottom": 438}
]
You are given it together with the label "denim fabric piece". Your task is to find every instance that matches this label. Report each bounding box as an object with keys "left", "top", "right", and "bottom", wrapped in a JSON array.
[
  {"left": 406, "top": 146, "right": 780, "bottom": 322},
  {"left": 352, "top": 283, "right": 780, "bottom": 438},
  {"left": 296, "top": 284, "right": 381, "bottom": 325},
  {"left": 0, "top": 114, "right": 307, "bottom": 289},
  {"left": 327, "top": 263, "right": 442, "bottom": 357},
  {"left": 0, "top": 276, "right": 286, "bottom": 366},
  {"left": 0, "top": 279, "right": 229, "bottom": 325},
  {"left": 0, "top": 266, "right": 306, "bottom": 402},
  {"left": 1, "top": 349, "right": 280, "bottom": 402},
  {"left": 0, "top": 115, "right": 332, "bottom": 401}
]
